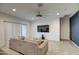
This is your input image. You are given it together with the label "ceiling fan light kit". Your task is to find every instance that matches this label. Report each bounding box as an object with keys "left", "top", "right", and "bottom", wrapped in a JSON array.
[
  {"left": 36, "top": 14, "right": 43, "bottom": 17},
  {"left": 35, "top": 3, "right": 43, "bottom": 18}
]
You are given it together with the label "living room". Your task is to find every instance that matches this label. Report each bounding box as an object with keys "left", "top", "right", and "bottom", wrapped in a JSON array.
[{"left": 0, "top": 3, "right": 79, "bottom": 55}]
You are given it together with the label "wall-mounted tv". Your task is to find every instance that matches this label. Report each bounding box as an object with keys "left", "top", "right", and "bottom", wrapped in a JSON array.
[{"left": 37, "top": 25, "right": 49, "bottom": 32}]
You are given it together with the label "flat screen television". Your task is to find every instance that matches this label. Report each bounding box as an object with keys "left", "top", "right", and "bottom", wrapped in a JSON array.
[{"left": 37, "top": 25, "right": 49, "bottom": 32}]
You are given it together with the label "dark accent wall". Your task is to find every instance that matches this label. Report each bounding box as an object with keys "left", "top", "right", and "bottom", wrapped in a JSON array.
[{"left": 70, "top": 11, "right": 79, "bottom": 46}]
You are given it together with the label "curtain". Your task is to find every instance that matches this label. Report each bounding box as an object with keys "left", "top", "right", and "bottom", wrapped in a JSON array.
[
  {"left": 4, "top": 22, "right": 27, "bottom": 47},
  {"left": 0, "top": 21, "right": 27, "bottom": 47},
  {"left": 0, "top": 21, "right": 5, "bottom": 47},
  {"left": 12, "top": 23, "right": 21, "bottom": 37}
]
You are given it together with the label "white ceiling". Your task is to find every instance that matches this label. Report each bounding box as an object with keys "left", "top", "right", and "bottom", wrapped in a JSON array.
[{"left": 0, "top": 3, "right": 79, "bottom": 21}]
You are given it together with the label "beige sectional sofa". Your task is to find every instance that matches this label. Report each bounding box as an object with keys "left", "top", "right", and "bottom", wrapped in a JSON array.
[{"left": 9, "top": 37, "right": 48, "bottom": 55}]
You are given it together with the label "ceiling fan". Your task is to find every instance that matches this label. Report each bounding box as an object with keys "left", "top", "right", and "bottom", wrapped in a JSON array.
[
  {"left": 36, "top": 3, "right": 43, "bottom": 17},
  {"left": 32, "top": 3, "right": 60, "bottom": 20},
  {"left": 32, "top": 3, "right": 48, "bottom": 20}
]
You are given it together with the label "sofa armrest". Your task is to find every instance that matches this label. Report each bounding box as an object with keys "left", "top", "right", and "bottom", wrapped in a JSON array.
[
  {"left": 38, "top": 40, "right": 48, "bottom": 54},
  {"left": 38, "top": 40, "right": 48, "bottom": 49}
]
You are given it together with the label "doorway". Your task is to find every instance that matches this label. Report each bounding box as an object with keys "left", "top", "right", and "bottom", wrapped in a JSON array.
[{"left": 60, "top": 15, "right": 70, "bottom": 41}]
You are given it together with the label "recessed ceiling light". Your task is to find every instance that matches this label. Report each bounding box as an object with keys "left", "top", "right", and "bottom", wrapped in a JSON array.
[
  {"left": 12, "top": 9, "right": 16, "bottom": 12},
  {"left": 57, "top": 13, "right": 60, "bottom": 15}
]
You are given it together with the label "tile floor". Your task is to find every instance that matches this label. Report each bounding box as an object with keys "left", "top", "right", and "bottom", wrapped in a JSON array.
[
  {"left": 0, "top": 40, "right": 79, "bottom": 55},
  {"left": 47, "top": 40, "right": 79, "bottom": 55}
]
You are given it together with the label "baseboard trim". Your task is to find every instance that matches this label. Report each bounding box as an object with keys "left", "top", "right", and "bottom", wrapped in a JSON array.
[{"left": 72, "top": 41, "right": 79, "bottom": 48}]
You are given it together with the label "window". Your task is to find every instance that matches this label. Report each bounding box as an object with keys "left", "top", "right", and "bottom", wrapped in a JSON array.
[{"left": 21, "top": 24, "right": 27, "bottom": 37}]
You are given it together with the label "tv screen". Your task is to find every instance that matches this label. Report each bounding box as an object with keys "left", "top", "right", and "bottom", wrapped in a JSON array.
[{"left": 37, "top": 25, "right": 49, "bottom": 32}]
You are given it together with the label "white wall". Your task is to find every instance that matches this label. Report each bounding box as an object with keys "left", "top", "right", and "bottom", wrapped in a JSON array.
[
  {"left": 60, "top": 15, "right": 70, "bottom": 40},
  {"left": 32, "top": 19, "right": 60, "bottom": 41}
]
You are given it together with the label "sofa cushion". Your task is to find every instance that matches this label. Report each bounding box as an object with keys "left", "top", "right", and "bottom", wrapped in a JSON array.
[
  {"left": 12, "top": 36, "right": 25, "bottom": 40},
  {"left": 17, "top": 36, "right": 25, "bottom": 40},
  {"left": 24, "top": 40, "right": 44, "bottom": 45}
]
